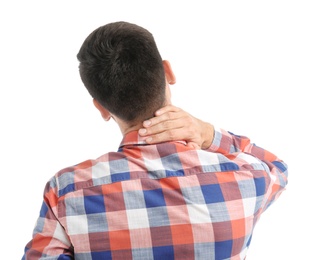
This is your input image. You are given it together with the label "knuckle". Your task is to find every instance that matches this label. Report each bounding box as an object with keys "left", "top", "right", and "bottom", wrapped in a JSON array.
[
  {"left": 166, "top": 130, "right": 175, "bottom": 140},
  {"left": 162, "top": 120, "right": 171, "bottom": 128},
  {"left": 165, "top": 112, "right": 173, "bottom": 120}
]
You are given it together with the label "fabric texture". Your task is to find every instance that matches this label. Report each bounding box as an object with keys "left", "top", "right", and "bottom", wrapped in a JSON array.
[{"left": 22, "top": 127, "right": 288, "bottom": 260}]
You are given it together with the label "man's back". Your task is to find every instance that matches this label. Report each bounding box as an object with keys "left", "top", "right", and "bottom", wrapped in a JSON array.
[{"left": 23, "top": 128, "right": 287, "bottom": 259}]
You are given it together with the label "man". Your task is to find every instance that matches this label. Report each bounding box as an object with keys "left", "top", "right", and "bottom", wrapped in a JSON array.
[{"left": 22, "top": 21, "right": 288, "bottom": 259}]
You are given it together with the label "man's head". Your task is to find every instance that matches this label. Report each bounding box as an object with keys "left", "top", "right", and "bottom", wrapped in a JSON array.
[{"left": 77, "top": 21, "right": 175, "bottom": 125}]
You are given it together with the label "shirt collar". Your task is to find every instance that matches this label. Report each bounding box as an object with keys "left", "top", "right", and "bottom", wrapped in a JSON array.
[
  {"left": 119, "top": 130, "right": 147, "bottom": 148},
  {"left": 119, "top": 130, "right": 187, "bottom": 149}
]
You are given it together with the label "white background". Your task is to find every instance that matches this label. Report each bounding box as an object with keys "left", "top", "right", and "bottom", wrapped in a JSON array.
[{"left": 0, "top": 1, "right": 316, "bottom": 259}]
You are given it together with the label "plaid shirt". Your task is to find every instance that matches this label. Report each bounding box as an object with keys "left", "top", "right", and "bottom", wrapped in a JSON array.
[{"left": 22, "top": 127, "right": 288, "bottom": 260}]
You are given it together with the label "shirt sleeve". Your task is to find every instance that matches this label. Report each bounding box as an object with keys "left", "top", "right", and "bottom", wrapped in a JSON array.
[
  {"left": 22, "top": 178, "right": 73, "bottom": 260},
  {"left": 208, "top": 127, "right": 286, "bottom": 162},
  {"left": 208, "top": 126, "right": 288, "bottom": 211}
]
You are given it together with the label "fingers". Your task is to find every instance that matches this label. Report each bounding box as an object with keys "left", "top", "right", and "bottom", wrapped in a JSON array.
[
  {"left": 154, "top": 105, "right": 181, "bottom": 116},
  {"left": 140, "top": 126, "right": 187, "bottom": 145},
  {"left": 139, "top": 105, "right": 184, "bottom": 136},
  {"left": 138, "top": 105, "right": 197, "bottom": 145},
  {"left": 138, "top": 104, "right": 213, "bottom": 150},
  {"left": 140, "top": 117, "right": 186, "bottom": 136},
  {"left": 143, "top": 105, "right": 182, "bottom": 129}
]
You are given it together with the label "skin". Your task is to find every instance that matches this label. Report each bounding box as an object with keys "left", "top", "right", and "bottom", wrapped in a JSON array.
[
  {"left": 93, "top": 60, "right": 215, "bottom": 149},
  {"left": 138, "top": 105, "right": 215, "bottom": 150}
]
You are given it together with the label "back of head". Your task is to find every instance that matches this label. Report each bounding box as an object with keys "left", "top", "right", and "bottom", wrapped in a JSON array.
[{"left": 77, "top": 21, "right": 166, "bottom": 123}]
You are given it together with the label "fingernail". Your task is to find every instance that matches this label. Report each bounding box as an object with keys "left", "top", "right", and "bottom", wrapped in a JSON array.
[
  {"left": 143, "top": 120, "right": 151, "bottom": 127},
  {"left": 155, "top": 110, "right": 162, "bottom": 115},
  {"left": 139, "top": 128, "right": 147, "bottom": 135},
  {"left": 146, "top": 137, "right": 152, "bottom": 143}
]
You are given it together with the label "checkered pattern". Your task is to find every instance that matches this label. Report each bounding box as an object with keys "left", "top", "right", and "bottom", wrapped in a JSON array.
[{"left": 22, "top": 127, "right": 288, "bottom": 260}]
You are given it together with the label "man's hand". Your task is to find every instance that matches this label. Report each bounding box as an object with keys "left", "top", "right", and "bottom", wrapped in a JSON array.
[{"left": 138, "top": 105, "right": 214, "bottom": 149}]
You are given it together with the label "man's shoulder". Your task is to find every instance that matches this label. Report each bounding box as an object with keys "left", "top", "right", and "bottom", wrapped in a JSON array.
[{"left": 51, "top": 151, "right": 124, "bottom": 197}]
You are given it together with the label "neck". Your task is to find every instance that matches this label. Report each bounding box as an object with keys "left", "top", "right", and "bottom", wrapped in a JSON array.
[
  {"left": 113, "top": 116, "right": 143, "bottom": 136},
  {"left": 121, "top": 122, "right": 143, "bottom": 136},
  {"left": 114, "top": 99, "right": 172, "bottom": 136}
]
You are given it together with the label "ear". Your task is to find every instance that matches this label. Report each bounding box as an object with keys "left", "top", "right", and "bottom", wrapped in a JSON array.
[
  {"left": 93, "top": 99, "right": 112, "bottom": 121},
  {"left": 163, "top": 60, "right": 176, "bottom": 85}
]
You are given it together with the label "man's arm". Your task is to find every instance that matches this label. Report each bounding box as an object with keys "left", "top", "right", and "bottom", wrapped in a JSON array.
[
  {"left": 22, "top": 179, "right": 73, "bottom": 260},
  {"left": 140, "top": 105, "right": 288, "bottom": 211},
  {"left": 139, "top": 104, "right": 288, "bottom": 183},
  {"left": 139, "top": 105, "right": 286, "bottom": 165},
  {"left": 138, "top": 105, "right": 214, "bottom": 149}
]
